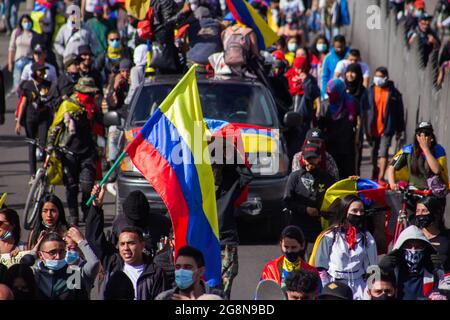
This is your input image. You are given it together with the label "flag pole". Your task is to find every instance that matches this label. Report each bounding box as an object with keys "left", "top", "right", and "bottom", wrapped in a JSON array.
[{"left": 86, "top": 151, "right": 127, "bottom": 206}]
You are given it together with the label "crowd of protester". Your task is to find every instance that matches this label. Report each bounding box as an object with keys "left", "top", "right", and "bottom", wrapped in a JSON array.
[{"left": 0, "top": 0, "right": 448, "bottom": 301}]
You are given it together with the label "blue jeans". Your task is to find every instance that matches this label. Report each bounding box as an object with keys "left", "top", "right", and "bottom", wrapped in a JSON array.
[
  {"left": 4, "top": 0, "right": 19, "bottom": 33},
  {"left": 13, "top": 56, "right": 31, "bottom": 93}
]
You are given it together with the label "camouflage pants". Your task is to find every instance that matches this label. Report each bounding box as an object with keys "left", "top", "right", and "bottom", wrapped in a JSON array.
[{"left": 221, "top": 245, "right": 239, "bottom": 300}]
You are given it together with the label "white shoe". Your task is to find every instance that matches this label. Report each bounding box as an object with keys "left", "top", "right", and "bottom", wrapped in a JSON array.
[{"left": 106, "top": 182, "right": 117, "bottom": 197}]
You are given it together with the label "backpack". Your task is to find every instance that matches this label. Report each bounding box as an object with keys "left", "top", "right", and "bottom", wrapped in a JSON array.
[{"left": 223, "top": 25, "right": 252, "bottom": 67}]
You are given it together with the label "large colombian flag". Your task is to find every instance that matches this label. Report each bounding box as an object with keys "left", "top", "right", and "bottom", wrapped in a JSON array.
[
  {"left": 226, "top": 0, "right": 279, "bottom": 50},
  {"left": 124, "top": 66, "right": 221, "bottom": 285}
]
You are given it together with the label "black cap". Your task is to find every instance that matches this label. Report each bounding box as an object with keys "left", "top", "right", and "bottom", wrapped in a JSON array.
[
  {"left": 318, "top": 282, "right": 353, "bottom": 300},
  {"left": 122, "top": 190, "right": 149, "bottom": 225},
  {"left": 418, "top": 12, "right": 433, "bottom": 21},
  {"left": 119, "top": 58, "right": 132, "bottom": 71},
  {"left": 31, "top": 62, "right": 48, "bottom": 73},
  {"left": 78, "top": 45, "right": 92, "bottom": 56},
  {"left": 33, "top": 43, "right": 46, "bottom": 53},
  {"left": 306, "top": 128, "right": 323, "bottom": 141},
  {"left": 302, "top": 142, "right": 321, "bottom": 159},
  {"left": 415, "top": 121, "right": 433, "bottom": 132}
]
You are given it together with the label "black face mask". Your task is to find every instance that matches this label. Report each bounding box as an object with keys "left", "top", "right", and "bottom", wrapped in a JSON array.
[
  {"left": 415, "top": 214, "right": 434, "bottom": 229},
  {"left": 347, "top": 214, "right": 365, "bottom": 230},
  {"left": 69, "top": 72, "right": 80, "bottom": 83},
  {"left": 372, "top": 293, "right": 396, "bottom": 301},
  {"left": 284, "top": 251, "right": 302, "bottom": 263}
]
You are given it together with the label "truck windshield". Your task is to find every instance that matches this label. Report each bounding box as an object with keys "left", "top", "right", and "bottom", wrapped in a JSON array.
[{"left": 130, "top": 82, "right": 275, "bottom": 127}]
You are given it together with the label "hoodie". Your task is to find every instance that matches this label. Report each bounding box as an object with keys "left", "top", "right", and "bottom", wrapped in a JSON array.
[
  {"left": 391, "top": 226, "right": 440, "bottom": 300},
  {"left": 125, "top": 44, "right": 148, "bottom": 105},
  {"left": 321, "top": 47, "right": 349, "bottom": 99}
]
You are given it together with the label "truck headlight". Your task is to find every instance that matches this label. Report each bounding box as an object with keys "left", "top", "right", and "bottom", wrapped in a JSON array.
[{"left": 246, "top": 152, "right": 287, "bottom": 176}]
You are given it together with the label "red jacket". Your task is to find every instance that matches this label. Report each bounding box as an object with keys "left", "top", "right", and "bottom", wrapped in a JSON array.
[
  {"left": 285, "top": 68, "right": 304, "bottom": 96},
  {"left": 261, "top": 255, "right": 319, "bottom": 286}
]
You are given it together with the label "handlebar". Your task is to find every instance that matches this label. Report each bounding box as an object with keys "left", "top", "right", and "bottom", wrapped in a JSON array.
[
  {"left": 24, "top": 138, "right": 75, "bottom": 156},
  {"left": 388, "top": 184, "right": 432, "bottom": 196}
]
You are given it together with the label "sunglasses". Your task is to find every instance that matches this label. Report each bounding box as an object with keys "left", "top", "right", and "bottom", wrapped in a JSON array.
[{"left": 109, "top": 38, "right": 120, "bottom": 41}]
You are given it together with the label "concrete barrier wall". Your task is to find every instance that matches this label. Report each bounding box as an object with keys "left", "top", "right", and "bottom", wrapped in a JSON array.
[{"left": 344, "top": 0, "right": 450, "bottom": 224}]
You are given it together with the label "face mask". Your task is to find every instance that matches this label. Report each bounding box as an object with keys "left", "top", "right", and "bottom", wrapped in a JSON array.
[
  {"left": 415, "top": 214, "right": 434, "bottom": 229},
  {"left": 175, "top": 269, "right": 195, "bottom": 290},
  {"left": 69, "top": 72, "right": 80, "bottom": 83},
  {"left": 404, "top": 248, "right": 425, "bottom": 273},
  {"left": 316, "top": 43, "right": 327, "bottom": 53},
  {"left": 109, "top": 39, "right": 121, "bottom": 49},
  {"left": 284, "top": 251, "right": 301, "bottom": 263},
  {"left": 347, "top": 214, "right": 365, "bottom": 230},
  {"left": 22, "top": 22, "right": 32, "bottom": 31},
  {"left": 372, "top": 293, "right": 396, "bottom": 301},
  {"left": 373, "top": 76, "right": 387, "bottom": 87},
  {"left": 65, "top": 250, "right": 80, "bottom": 265},
  {"left": 414, "top": 9, "right": 423, "bottom": 18},
  {"left": 288, "top": 43, "right": 298, "bottom": 52},
  {"left": 44, "top": 259, "right": 67, "bottom": 271},
  {"left": 0, "top": 230, "right": 12, "bottom": 241}
]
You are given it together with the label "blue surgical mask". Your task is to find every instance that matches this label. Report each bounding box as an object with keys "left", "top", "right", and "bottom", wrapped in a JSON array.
[
  {"left": 373, "top": 76, "right": 387, "bottom": 87},
  {"left": 0, "top": 230, "right": 12, "bottom": 241},
  {"left": 288, "top": 43, "right": 298, "bottom": 53},
  {"left": 414, "top": 9, "right": 423, "bottom": 18},
  {"left": 109, "top": 39, "right": 121, "bottom": 49},
  {"left": 65, "top": 250, "right": 80, "bottom": 265},
  {"left": 316, "top": 43, "right": 328, "bottom": 53},
  {"left": 22, "top": 22, "right": 32, "bottom": 31},
  {"left": 175, "top": 269, "right": 195, "bottom": 290},
  {"left": 45, "top": 259, "right": 67, "bottom": 271}
]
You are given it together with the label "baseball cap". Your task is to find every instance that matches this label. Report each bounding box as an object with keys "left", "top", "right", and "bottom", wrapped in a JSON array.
[
  {"left": 119, "top": 59, "right": 132, "bottom": 71},
  {"left": 33, "top": 43, "right": 46, "bottom": 53},
  {"left": 31, "top": 62, "right": 48, "bottom": 73},
  {"left": 306, "top": 128, "right": 324, "bottom": 141},
  {"left": 318, "top": 282, "right": 353, "bottom": 300},
  {"left": 64, "top": 54, "right": 79, "bottom": 69},
  {"left": 415, "top": 121, "right": 433, "bottom": 132},
  {"left": 302, "top": 142, "right": 321, "bottom": 159},
  {"left": 414, "top": 0, "right": 425, "bottom": 9},
  {"left": 418, "top": 12, "right": 433, "bottom": 21}
]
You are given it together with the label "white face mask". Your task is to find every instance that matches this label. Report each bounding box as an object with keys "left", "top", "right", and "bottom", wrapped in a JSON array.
[
  {"left": 373, "top": 76, "right": 387, "bottom": 87},
  {"left": 288, "top": 43, "right": 298, "bottom": 52}
]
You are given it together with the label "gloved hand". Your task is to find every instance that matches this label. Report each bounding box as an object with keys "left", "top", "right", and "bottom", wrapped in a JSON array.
[
  {"left": 431, "top": 254, "right": 446, "bottom": 270},
  {"left": 379, "top": 249, "right": 400, "bottom": 271}
]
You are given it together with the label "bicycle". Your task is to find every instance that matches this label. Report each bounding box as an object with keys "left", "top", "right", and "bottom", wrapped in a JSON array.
[
  {"left": 391, "top": 183, "right": 431, "bottom": 245},
  {"left": 23, "top": 138, "right": 73, "bottom": 230}
]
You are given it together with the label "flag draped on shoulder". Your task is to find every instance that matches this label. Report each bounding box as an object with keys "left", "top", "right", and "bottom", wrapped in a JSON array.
[
  {"left": 124, "top": 66, "right": 221, "bottom": 285},
  {"left": 226, "top": 0, "right": 279, "bottom": 49}
]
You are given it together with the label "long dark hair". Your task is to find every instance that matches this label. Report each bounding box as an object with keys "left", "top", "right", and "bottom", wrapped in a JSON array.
[
  {"left": 410, "top": 130, "right": 437, "bottom": 176},
  {"left": 332, "top": 194, "right": 364, "bottom": 227},
  {"left": 417, "top": 196, "right": 446, "bottom": 231},
  {"left": 17, "top": 14, "right": 33, "bottom": 32},
  {"left": 311, "top": 34, "right": 330, "bottom": 57},
  {"left": 0, "top": 208, "right": 21, "bottom": 246},
  {"left": 5, "top": 264, "right": 37, "bottom": 299},
  {"left": 30, "top": 195, "right": 68, "bottom": 248}
]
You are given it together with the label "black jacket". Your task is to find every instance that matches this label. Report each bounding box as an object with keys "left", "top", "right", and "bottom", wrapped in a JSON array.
[
  {"left": 283, "top": 167, "right": 334, "bottom": 242},
  {"left": 367, "top": 81, "right": 405, "bottom": 137},
  {"left": 48, "top": 72, "right": 78, "bottom": 112},
  {"left": 86, "top": 205, "right": 169, "bottom": 300}
]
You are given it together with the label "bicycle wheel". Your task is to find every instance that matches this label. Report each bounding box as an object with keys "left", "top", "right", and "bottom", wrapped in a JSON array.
[{"left": 23, "top": 169, "right": 45, "bottom": 230}]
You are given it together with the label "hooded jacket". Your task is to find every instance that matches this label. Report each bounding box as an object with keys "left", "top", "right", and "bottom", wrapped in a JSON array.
[
  {"left": 125, "top": 44, "right": 148, "bottom": 105},
  {"left": 367, "top": 80, "right": 405, "bottom": 137},
  {"left": 86, "top": 205, "right": 169, "bottom": 300},
  {"left": 54, "top": 24, "right": 98, "bottom": 59},
  {"left": 387, "top": 225, "right": 440, "bottom": 299},
  {"left": 32, "top": 240, "right": 100, "bottom": 300}
]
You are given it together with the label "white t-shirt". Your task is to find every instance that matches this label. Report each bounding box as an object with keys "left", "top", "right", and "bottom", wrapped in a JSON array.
[
  {"left": 334, "top": 60, "right": 370, "bottom": 80},
  {"left": 21, "top": 62, "right": 58, "bottom": 82},
  {"left": 123, "top": 263, "right": 145, "bottom": 299}
]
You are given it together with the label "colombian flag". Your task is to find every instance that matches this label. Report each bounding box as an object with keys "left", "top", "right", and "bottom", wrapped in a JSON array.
[
  {"left": 125, "top": 66, "right": 221, "bottom": 285},
  {"left": 226, "top": 0, "right": 279, "bottom": 49}
]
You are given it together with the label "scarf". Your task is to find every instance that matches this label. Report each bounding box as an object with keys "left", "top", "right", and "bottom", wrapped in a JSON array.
[
  {"left": 344, "top": 63, "right": 364, "bottom": 97},
  {"left": 281, "top": 257, "right": 301, "bottom": 287},
  {"left": 326, "top": 79, "right": 356, "bottom": 122},
  {"left": 76, "top": 93, "right": 96, "bottom": 120},
  {"left": 107, "top": 46, "right": 122, "bottom": 60},
  {"left": 345, "top": 226, "right": 357, "bottom": 250}
]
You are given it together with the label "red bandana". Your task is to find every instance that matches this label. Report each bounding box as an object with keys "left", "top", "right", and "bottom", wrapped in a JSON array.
[{"left": 346, "top": 226, "right": 357, "bottom": 250}]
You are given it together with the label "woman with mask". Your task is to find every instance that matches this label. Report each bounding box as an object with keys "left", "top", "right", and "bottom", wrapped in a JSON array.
[
  {"left": 33, "top": 231, "right": 100, "bottom": 300},
  {"left": 261, "top": 225, "right": 319, "bottom": 290},
  {"left": 27, "top": 195, "right": 69, "bottom": 250},
  {"left": 414, "top": 197, "right": 450, "bottom": 273},
  {"left": 309, "top": 195, "right": 378, "bottom": 300},
  {"left": 14, "top": 62, "right": 52, "bottom": 181},
  {"left": 5, "top": 264, "right": 37, "bottom": 300},
  {"left": 379, "top": 225, "right": 442, "bottom": 300},
  {"left": 310, "top": 34, "right": 329, "bottom": 82},
  {"left": 0, "top": 208, "right": 27, "bottom": 256},
  {"left": 319, "top": 78, "right": 358, "bottom": 178},
  {"left": 8, "top": 14, "right": 35, "bottom": 95},
  {"left": 344, "top": 63, "right": 369, "bottom": 176}
]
